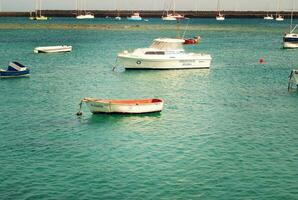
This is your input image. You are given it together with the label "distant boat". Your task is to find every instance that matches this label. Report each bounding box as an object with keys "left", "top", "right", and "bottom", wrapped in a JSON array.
[
  {"left": 127, "top": 12, "right": 142, "bottom": 21},
  {"left": 288, "top": 70, "right": 298, "bottom": 90},
  {"left": 79, "top": 98, "right": 164, "bottom": 114},
  {"left": 34, "top": 45, "right": 72, "bottom": 53},
  {"left": 162, "top": 0, "right": 184, "bottom": 21},
  {"left": 75, "top": 0, "right": 94, "bottom": 19},
  {"left": 0, "top": 62, "right": 30, "bottom": 78},
  {"left": 276, "top": 14, "right": 284, "bottom": 21},
  {"left": 29, "top": 0, "right": 48, "bottom": 20},
  {"left": 264, "top": 14, "right": 274, "bottom": 20},
  {"left": 216, "top": 0, "right": 225, "bottom": 20},
  {"left": 114, "top": 0, "right": 121, "bottom": 20},
  {"left": 117, "top": 38, "right": 212, "bottom": 70},
  {"left": 283, "top": 2, "right": 298, "bottom": 49},
  {"left": 275, "top": 0, "right": 284, "bottom": 21}
]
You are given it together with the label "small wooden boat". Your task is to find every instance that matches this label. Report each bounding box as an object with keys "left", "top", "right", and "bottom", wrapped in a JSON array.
[
  {"left": 183, "top": 36, "right": 201, "bottom": 45},
  {"left": 78, "top": 98, "right": 164, "bottom": 114},
  {"left": 288, "top": 69, "right": 298, "bottom": 90},
  {"left": 34, "top": 45, "right": 72, "bottom": 53},
  {"left": 0, "top": 62, "right": 30, "bottom": 78}
]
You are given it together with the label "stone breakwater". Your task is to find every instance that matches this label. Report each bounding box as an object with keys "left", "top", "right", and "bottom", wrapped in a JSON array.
[{"left": 0, "top": 10, "right": 298, "bottom": 18}]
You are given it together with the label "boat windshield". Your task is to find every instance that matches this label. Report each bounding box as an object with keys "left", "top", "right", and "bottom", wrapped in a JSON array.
[{"left": 150, "top": 40, "right": 184, "bottom": 51}]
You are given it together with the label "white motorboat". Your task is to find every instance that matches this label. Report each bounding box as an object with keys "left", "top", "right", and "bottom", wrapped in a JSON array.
[
  {"left": 117, "top": 38, "right": 212, "bottom": 70},
  {"left": 288, "top": 70, "right": 298, "bottom": 90},
  {"left": 283, "top": 7, "right": 298, "bottom": 49},
  {"left": 78, "top": 98, "right": 164, "bottom": 114},
  {"left": 283, "top": 32, "right": 298, "bottom": 49},
  {"left": 34, "top": 45, "right": 72, "bottom": 53},
  {"left": 264, "top": 14, "right": 274, "bottom": 20},
  {"left": 127, "top": 12, "right": 142, "bottom": 21}
]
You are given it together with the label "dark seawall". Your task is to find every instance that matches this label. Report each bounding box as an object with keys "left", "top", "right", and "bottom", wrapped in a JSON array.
[{"left": 0, "top": 10, "right": 298, "bottom": 18}]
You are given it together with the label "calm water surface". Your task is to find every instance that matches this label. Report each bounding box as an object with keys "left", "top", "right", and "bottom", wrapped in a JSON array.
[{"left": 0, "top": 17, "right": 297, "bottom": 199}]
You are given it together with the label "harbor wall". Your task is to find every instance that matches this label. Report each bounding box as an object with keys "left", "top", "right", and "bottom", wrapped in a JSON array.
[{"left": 0, "top": 11, "right": 298, "bottom": 18}]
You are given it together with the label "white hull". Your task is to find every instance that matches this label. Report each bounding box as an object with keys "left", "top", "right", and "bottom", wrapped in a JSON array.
[
  {"left": 216, "top": 16, "right": 225, "bottom": 21},
  {"left": 118, "top": 54, "right": 211, "bottom": 69},
  {"left": 76, "top": 14, "right": 94, "bottom": 19},
  {"left": 264, "top": 16, "right": 274, "bottom": 20},
  {"left": 83, "top": 99, "right": 164, "bottom": 114},
  {"left": 283, "top": 42, "right": 298, "bottom": 49},
  {"left": 34, "top": 46, "right": 72, "bottom": 53},
  {"left": 162, "top": 16, "right": 177, "bottom": 21},
  {"left": 276, "top": 17, "right": 284, "bottom": 21}
]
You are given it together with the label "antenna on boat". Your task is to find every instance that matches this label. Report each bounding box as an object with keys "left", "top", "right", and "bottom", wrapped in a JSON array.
[
  {"left": 76, "top": 100, "right": 83, "bottom": 116},
  {"left": 112, "top": 57, "right": 119, "bottom": 71},
  {"left": 290, "top": 0, "right": 294, "bottom": 32}
]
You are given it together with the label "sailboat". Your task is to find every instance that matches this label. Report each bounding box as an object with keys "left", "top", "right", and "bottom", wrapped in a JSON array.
[
  {"left": 114, "top": 0, "right": 121, "bottom": 20},
  {"left": 263, "top": 0, "right": 274, "bottom": 20},
  {"left": 283, "top": 0, "right": 298, "bottom": 49},
  {"left": 29, "top": 0, "right": 48, "bottom": 20},
  {"left": 275, "top": 0, "right": 284, "bottom": 21},
  {"left": 162, "top": 0, "right": 184, "bottom": 21},
  {"left": 76, "top": 0, "right": 94, "bottom": 19},
  {"left": 216, "top": 0, "right": 225, "bottom": 21}
]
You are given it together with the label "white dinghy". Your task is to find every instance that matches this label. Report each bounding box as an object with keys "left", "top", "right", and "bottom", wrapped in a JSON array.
[
  {"left": 34, "top": 45, "right": 72, "bottom": 53},
  {"left": 117, "top": 38, "right": 211, "bottom": 70},
  {"left": 77, "top": 98, "right": 164, "bottom": 115}
]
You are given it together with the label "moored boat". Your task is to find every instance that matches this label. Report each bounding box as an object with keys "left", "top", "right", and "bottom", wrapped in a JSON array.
[
  {"left": 34, "top": 45, "right": 72, "bottom": 53},
  {"left": 79, "top": 98, "right": 164, "bottom": 114},
  {"left": 264, "top": 14, "right": 274, "bottom": 20},
  {"left": 0, "top": 62, "right": 30, "bottom": 78},
  {"left": 276, "top": 15, "right": 284, "bottom": 21},
  {"left": 283, "top": 32, "right": 298, "bottom": 48},
  {"left": 216, "top": 12, "right": 225, "bottom": 21},
  {"left": 29, "top": 0, "right": 48, "bottom": 20},
  {"left": 127, "top": 12, "right": 142, "bottom": 21},
  {"left": 76, "top": 13, "right": 94, "bottom": 19},
  {"left": 117, "top": 38, "right": 212, "bottom": 70},
  {"left": 283, "top": 8, "right": 298, "bottom": 49},
  {"left": 288, "top": 69, "right": 298, "bottom": 90}
]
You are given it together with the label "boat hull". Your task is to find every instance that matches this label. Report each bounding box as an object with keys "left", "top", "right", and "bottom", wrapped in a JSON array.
[
  {"left": 34, "top": 46, "right": 72, "bottom": 53},
  {"left": 283, "top": 35, "right": 298, "bottom": 48},
  {"left": 76, "top": 15, "right": 94, "bottom": 19},
  {"left": 0, "top": 70, "right": 30, "bottom": 78},
  {"left": 283, "top": 42, "right": 298, "bottom": 48},
  {"left": 83, "top": 98, "right": 164, "bottom": 114},
  {"left": 118, "top": 54, "right": 212, "bottom": 69},
  {"left": 127, "top": 17, "right": 142, "bottom": 21}
]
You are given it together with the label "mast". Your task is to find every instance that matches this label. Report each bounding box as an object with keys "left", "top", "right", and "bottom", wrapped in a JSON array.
[
  {"left": 217, "top": 0, "right": 221, "bottom": 14},
  {"left": 276, "top": 0, "right": 280, "bottom": 17},
  {"left": 290, "top": 0, "right": 295, "bottom": 32},
  {"left": 173, "top": 0, "right": 176, "bottom": 15},
  {"left": 39, "top": 0, "right": 42, "bottom": 17}
]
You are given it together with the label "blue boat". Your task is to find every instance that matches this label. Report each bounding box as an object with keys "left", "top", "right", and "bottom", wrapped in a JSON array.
[{"left": 0, "top": 62, "right": 30, "bottom": 78}]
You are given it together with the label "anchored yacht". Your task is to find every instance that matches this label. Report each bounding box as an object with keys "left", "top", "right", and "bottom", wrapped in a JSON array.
[{"left": 117, "top": 38, "right": 212, "bottom": 70}]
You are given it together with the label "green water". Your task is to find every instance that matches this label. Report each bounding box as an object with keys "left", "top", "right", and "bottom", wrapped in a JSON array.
[{"left": 0, "top": 18, "right": 297, "bottom": 199}]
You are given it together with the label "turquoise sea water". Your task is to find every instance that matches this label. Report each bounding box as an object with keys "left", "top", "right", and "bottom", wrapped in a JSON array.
[{"left": 0, "top": 17, "right": 297, "bottom": 199}]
